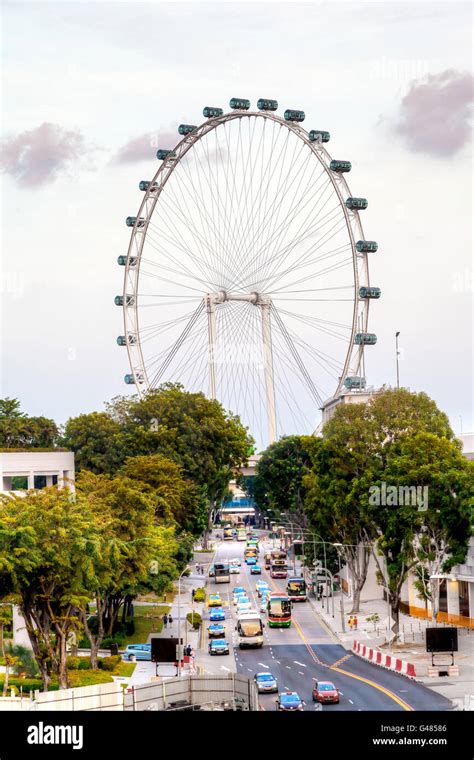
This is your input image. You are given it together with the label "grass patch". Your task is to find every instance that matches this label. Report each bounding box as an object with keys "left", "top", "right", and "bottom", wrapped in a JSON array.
[
  {"left": 116, "top": 661, "right": 136, "bottom": 678},
  {"left": 124, "top": 605, "right": 166, "bottom": 644},
  {"left": 137, "top": 590, "right": 175, "bottom": 604}
]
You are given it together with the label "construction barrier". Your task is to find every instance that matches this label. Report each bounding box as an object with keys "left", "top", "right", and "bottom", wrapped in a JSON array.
[{"left": 352, "top": 640, "right": 417, "bottom": 679}]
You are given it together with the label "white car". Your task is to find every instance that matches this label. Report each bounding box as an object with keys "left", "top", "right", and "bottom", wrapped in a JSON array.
[
  {"left": 229, "top": 564, "right": 240, "bottom": 574},
  {"left": 230, "top": 558, "right": 241, "bottom": 567},
  {"left": 236, "top": 598, "right": 252, "bottom": 613},
  {"left": 260, "top": 597, "right": 269, "bottom": 614},
  {"left": 233, "top": 592, "right": 247, "bottom": 606},
  {"left": 256, "top": 582, "right": 269, "bottom": 597}
]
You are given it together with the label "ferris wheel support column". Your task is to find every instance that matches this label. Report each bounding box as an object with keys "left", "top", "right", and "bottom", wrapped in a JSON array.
[
  {"left": 261, "top": 298, "right": 277, "bottom": 444},
  {"left": 205, "top": 294, "right": 218, "bottom": 400}
]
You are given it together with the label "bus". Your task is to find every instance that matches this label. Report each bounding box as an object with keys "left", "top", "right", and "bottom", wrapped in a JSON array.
[
  {"left": 267, "top": 593, "right": 292, "bottom": 628},
  {"left": 236, "top": 611, "right": 264, "bottom": 648},
  {"left": 237, "top": 529, "right": 247, "bottom": 541},
  {"left": 223, "top": 528, "right": 234, "bottom": 541},
  {"left": 270, "top": 559, "right": 288, "bottom": 578},
  {"left": 264, "top": 551, "right": 272, "bottom": 569},
  {"left": 271, "top": 549, "right": 287, "bottom": 562},
  {"left": 214, "top": 562, "right": 231, "bottom": 583},
  {"left": 287, "top": 577, "right": 307, "bottom": 602}
]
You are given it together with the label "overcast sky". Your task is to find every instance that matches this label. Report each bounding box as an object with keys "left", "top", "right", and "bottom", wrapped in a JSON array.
[{"left": 1, "top": 1, "right": 472, "bottom": 439}]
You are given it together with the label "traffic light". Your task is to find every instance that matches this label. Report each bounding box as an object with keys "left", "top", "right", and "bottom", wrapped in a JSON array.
[{"left": 293, "top": 541, "right": 303, "bottom": 556}]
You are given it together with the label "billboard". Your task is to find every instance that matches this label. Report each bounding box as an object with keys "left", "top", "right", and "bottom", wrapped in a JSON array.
[
  {"left": 425, "top": 627, "right": 458, "bottom": 653},
  {"left": 151, "top": 637, "right": 184, "bottom": 663}
]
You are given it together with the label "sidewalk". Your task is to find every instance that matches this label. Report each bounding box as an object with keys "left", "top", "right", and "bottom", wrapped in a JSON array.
[{"left": 310, "top": 583, "right": 474, "bottom": 704}]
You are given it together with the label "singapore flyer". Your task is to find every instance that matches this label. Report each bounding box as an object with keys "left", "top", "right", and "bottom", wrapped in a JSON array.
[{"left": 117, "top": 97, "right": 379, "bottom": 447}]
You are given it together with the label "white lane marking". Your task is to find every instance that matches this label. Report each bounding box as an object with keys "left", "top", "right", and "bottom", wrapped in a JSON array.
[
  {"left": 258, "top": 663, "right": 269, "bottom": 668},
  {"left": 339, "top": 692, "right": 344, "bottom": 696},
  {"left": 298, "top": 671, "right": 305, "bottom": 676},
  {"left": 349, "top": 699, "right": 353, "bottom": 704},
  {"left": 221, "top": 666, "right": 231, "bottom": 672},
  {"left": 294, "top": 661, "right": 306, "bottom": 667},
  {"left": 247, "top": 668, "right": 253, "bottom": 672},
  {"left": 286, "top": 666, "right": 291, "bottom": 669},
  {"left": 275, "top": 660, "right": 281, "bottom": 664},
  {"left": 284, "top": 685, "right": 290, "bottom": 689}
]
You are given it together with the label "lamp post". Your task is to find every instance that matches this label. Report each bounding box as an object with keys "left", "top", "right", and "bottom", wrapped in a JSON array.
[
  {"left": 395, "top": 331, "right": 400, "bottom": 389},
  {"left": 177, "top": 566, "right": 190, "bottom": 677},
  {"left": 333, "top": 545, "right": 346, "bottom": 632}
]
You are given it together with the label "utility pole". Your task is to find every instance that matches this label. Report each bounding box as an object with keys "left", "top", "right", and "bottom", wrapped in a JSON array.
[
  {"left": 336, "top": 549, "right": 346, "bottom": 632},
  {"left": 395, "top": 331, "right": 400, "bottom": 389}
]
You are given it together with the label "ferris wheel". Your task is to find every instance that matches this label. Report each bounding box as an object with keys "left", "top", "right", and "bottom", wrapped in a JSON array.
[{"left": 116, "top": 98, "right": 380, "bottom": 448}]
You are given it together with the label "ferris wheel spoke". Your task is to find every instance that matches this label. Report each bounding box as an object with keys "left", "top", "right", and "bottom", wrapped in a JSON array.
[
  {"left": 148, "top": 302, "right": 205, "bottom": 389},
  {"left": 251, "top": 138, "right": 315, "bottom": 286}
]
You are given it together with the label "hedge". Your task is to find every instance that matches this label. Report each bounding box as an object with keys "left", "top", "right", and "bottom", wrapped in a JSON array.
[{"left": 186, "top": 612, "right": 202, "bottom": 630}]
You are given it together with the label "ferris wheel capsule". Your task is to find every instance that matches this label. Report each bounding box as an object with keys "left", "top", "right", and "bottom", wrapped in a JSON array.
[
  {"left": 257, "top": 98, "right": 278, "bottom": 111},
  {"left": 178, "top": 124, "right": 197, "bottom": 135},
  {"left": 309, "top": 130, "right": 330, "bottom": 142},
  {"left": 203, "top": 106, "right": 223, "bottom": 118},
  {"left": 284, "top": 109, "right": 305, "bottom": 122},
  {"left": 356, "top": 240, "right": 378, "bottom": 253},
  {"left": 359, "top": 286, "right": 381, "bottom": 299},
  {"left": 346, "top": 197, "right": 368, "bottom": 210},
  {"left": 229, "top": 98, "right": 250, "bottom": 110},
  {"left": 355, "top": 333, "right": 377, "bottom": 345},
  {"left": 330, "top": 160, "right": 351, "bottom": 173}
]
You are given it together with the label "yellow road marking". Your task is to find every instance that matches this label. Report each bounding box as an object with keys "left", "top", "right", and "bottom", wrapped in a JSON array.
[{"left": 264, "top": 563, "right": 414, "bottom": 712}]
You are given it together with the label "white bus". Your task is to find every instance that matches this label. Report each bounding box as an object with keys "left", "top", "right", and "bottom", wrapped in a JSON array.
[{"left": 236, "top": 610, "right": 264, "bottom": 648}]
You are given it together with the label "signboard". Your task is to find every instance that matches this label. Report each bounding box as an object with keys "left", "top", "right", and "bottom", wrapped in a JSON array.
[
  {"left": 426, "top": 627, "right": 458, "bottom": 653},
  {"left": 151, "top": 637, "right": 184, "bottom": 663}
]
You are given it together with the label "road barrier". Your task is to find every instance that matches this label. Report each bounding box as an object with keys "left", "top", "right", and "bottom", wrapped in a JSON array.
[{"left": 352, "top": 640, "right": 417, "bottom": 679}]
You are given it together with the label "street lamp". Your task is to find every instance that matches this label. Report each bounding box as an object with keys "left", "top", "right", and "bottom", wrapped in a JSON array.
[
  {"left": 333, "top": 544, "right": 346, "bottom": 632},
  {"left": 395, "top": 331, "right": 400, "bottom": 389},
  {"left": 177, "top": 566, "right": 190, "bottom": 677}
]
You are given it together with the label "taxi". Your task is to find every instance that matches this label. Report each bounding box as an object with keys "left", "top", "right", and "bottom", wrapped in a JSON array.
[{"left": 207, "top": 594, "right": 222, "bottom": 608}]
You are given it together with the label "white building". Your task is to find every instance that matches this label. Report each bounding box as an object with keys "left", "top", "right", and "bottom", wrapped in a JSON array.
[{"left": 0, "top": 450, "right": 75, "bottom": 493}]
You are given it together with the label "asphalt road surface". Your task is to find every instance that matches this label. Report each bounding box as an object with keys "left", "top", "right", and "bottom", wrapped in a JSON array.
[{"left": 206, "top": 532, "right": 452, "bottom": 712}]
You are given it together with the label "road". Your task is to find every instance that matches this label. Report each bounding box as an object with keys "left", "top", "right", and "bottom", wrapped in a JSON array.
[{"left": 202, "top": 531, "right": 452, "bottom": 712}]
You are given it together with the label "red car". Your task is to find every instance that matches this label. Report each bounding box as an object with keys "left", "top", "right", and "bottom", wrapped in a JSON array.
[{"left": 312, "top": 681, "right": 340, "bottom": 704}]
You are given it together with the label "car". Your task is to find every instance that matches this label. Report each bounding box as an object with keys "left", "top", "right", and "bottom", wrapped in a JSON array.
[
  {"left": 207, "top": 594, "right": 222, "bottom": 607},
  {"left": 256, "top": 581, "right": 269, "bottom": 597},
  {"left": 229, "top": 564, "right": 240, "bottom": 574},
  {"left": 259, "top": 598, "right": 268, "bottom": 613},
  {"left": 254, "top": 672, "right": 278, "bottom": 693},
  {"left": 122, "top": 644, "right": 152, "bottom": 662},
  {"left": 230, "top": 558, "right": 241, "bottom": 567},
  {"left": 209, "top": 609, "right": 226, "bottom": 622},
  {"left": 275, "top": 692, "right": 305, "bottom": 711},
  {"left": 208, "top": 623, "right": 225, "bottom": 638},
  {"left": 246, "top": 556, "right": 257, "bottom": 566},
  {"left": 236, "top": 598, "right": 252, "bottom": 612},
  {"left": 233, "top": 586, "right": 246, "bottom": 596},
  {"left": 233, "top": 592, "right": 247, "bottom": 606},
  {"left": 312, "top": 681, "right": 340, "bottom": 704},
  {"left": 209, "top": 639, "right": 230, "bottom": 655},
  {"left": 250, "top": 564, "right": 262, "bottom": 574},
  {"left": 208, "top": 565, "right": 215, "bottom": 577}
]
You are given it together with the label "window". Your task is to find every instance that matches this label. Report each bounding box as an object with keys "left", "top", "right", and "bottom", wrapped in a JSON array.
[
  {"left": 438, "top": 579, "right": 448, "bottom": 613},
  {"left": 34, "top": 475, "right": 47, "bottom": 489},
  {"left": 11, "top": 476, "right": 28, "bottom": 491},
  {"left": 459, "top": 581, "right": 470, "bottom": 618}
]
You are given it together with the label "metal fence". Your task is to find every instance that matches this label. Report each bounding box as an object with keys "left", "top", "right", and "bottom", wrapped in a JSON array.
[{"left": 124, "top": 673, "right": 259, "bottom": 712}]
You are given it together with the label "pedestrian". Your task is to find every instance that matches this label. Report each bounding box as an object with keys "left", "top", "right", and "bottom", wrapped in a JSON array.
[
  {"left": 353, "top": 615, "right": 358, "bottom": 630},
  {"left": 163, "top": 592, "right": 167, "bottom": 603},
  {"left": 163, "top": 613, "right": 168, "bottom": 628},
  {"left": 348, "top": 615, "right": 353, "bottom": 631},
  {"left": 168, "top": 613, "right": 173, "bottom": 625}
]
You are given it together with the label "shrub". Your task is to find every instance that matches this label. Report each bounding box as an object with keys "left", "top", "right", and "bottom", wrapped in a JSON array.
[
  {"left": 186, "top": 612, "right": 202, "bottom": 630},
  {"left": 193, "top": 588, "right": 206, "bottom": 603},
  {"left": 98, "top": 655, "right": 121, "bottom": 671},
  {"left": 78, "top": 657, "right": 92, "bottom": 670},
  {"left": 125, "top": 620, "right": 135, "bottom": 635},
  {"left": 66, "top": 656, "right": 81, "bottom": 670}
]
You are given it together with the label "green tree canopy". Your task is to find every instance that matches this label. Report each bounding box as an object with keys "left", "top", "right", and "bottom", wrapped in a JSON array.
[
  {"left": 62, "top": 412, "right": 126, "bottom": 473},
  {"left": 0, "top": 398, "right": 58, "bottom": 449}
]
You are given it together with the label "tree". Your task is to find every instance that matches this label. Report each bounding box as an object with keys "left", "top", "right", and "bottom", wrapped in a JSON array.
[
  {"left": 107, "top": 384, "right": 252, "bottom": 544},
  {"left": 62, "top": 412, "right": 126, "bottom": 473},
  {"left": 0, "top": 398, "right": 25, "bottom": 418},
  {"left": 304, "top": 388, "right": 468, "bottom": 625},
  {"left": 76, "top": 471, "right": 180, "bottom": 668},
  {"left": 120, "top": 454, "right": 208, "bottom": 536},
  {"left": 0, "top": 398, "right": 59, "bottom": 449},
  {"left": 255, "top": 435, "right": 318, "bottom": 517},
  {"left": 382, "top": 432, "right": 473, "bottom": 623},
  {"left": 2, "top": 650, "right": 18, "bottom": 697},
  {"left": 0, "top": 604, "right": 12, "bottom": 657},
  {"left": 0, "top": 488, "right": 101, "bottom": 690}
]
